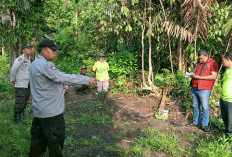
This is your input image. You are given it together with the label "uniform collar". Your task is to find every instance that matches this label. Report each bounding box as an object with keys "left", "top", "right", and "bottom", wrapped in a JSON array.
[
  {"left": 38, "top": 55, "right": 48, "bottom": 61},
  {"left": 23, "top": 54, "right": 29, "bottom": 59}
]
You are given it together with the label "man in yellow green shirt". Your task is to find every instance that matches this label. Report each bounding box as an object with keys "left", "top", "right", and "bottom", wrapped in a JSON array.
[
  {"left": 92, "top": 53, "right": 110, "bottom": 98},
  {"left": 220, "top": 52, "right": 232, "bottom": 135}
]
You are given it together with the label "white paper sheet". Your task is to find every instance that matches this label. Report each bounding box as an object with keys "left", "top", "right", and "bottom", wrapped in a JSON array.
[{"left": 185, "top": 72, "right": 194, "bottom": 77}]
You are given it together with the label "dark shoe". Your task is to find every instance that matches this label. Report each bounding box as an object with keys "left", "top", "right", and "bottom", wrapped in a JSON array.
[
  {"left": 171, "top": 120, "right": 183, "bottom": 126},
  {"left": 14, "top": 113, "right": 26, "bottom": 126},
  {"left": 186, "top": 123, "right": 198, "bottom": 127},
  {"left": 104, "top": 92, "right": 108, "bottom": 99},
  {"left": 82, "top": 90, "right": 87, "bottom": 94},
  {"left": 202, "top": 126, "right": 210, "bottom": 132}
]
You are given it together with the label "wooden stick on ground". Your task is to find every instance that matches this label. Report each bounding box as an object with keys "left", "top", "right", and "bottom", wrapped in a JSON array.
[{"left": 158, "top": 90, "right": 167, "bottom": 115}]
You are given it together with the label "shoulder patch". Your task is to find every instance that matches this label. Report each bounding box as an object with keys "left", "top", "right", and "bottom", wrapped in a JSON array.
[
  {"left": 49, "top": 65, "right": 57, "bottom": 70},
  {"left": 18, "top": 57, "right": 22, "bottom": 61}
]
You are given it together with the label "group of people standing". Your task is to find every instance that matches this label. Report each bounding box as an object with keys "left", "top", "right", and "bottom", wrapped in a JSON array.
[
  {"left": 10, "top": 38, "right": 232, "bottom": 156},
  {"left": 74, "top": 52, "right": 110, "bottom": 98},
  {"left": 188, "top": 49, "right": 232, "bottom": 138},
  {"left": 10, "top": 39, "right": 109, "bottom": 156}
]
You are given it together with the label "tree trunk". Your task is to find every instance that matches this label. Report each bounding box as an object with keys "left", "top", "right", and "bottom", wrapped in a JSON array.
[
  {"left": 178, "top": 1, "right": 184, "bottom": 72},
  {"left": 30, "top": 37, "right": 36, "bottom": 60},
  {"left": 141, "top": 1, "right": 152, "bottom": 90},
  {"left": 194, "top": 11, "right": 200, "bottom": 61},
  {"left": 141, "top": 24, "right": 147, "bottom": 87},
  {"left": 1, "top": 37, "right": 5, "bottom": 57},
  {"left": 9, "top": 40, "right": 15, "bottom": 70},
  {"left": 141, "top": 2, "right": 148, "bottom": 88},
  {"left": 178, "top": 38, "right": 183, "bottom": 72},
  {"left": 9, "top": 9, "right": 16, "bottom": 70},
  {"left": 148, "top": 0, "right": 155, "bottom": 90},
  {"left": 168, "top": 37, "right": 175, "bottom": 83},
  {"left": 182, "top": 50, "right": 187, "bottom": 73},
  {"left": 159, "top": 0, "right": 175, "bottom": 83},
  {"left": 158, "top": 90, "right": 167, "bottom": 115}
]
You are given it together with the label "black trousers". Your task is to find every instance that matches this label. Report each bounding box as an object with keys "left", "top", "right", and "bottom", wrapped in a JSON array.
[
  {"left": 29, "top": 113, "right": 65, "bottom": 157},
  {"left": 220, "top": 98, "right": 232, "bottom": 133},
  {"left": 14, "top": 87, "right": 30, "bottom": 113}
]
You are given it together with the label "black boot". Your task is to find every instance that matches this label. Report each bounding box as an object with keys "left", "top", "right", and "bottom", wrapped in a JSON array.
[
  {"left": 104, "top": 92, "right": 108, "bottom": 99},
  {"left": 98, "top": 92, "right": 104, "bottom": 101},
  {"left": 21, "top": 111, "right": 26, "bottom": 119},
  {"left": 14, "top": 113, "right": 26, "bottom": 126}
]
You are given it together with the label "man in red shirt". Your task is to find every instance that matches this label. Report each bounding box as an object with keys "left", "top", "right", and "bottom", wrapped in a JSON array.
[{"left": 188, "top": 50, "right": 218, "bottom": 132}]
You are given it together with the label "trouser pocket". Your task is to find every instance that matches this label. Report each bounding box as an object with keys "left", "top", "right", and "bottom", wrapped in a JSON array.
[{"left": 50, "top": 124, "right": 65, "bottom": 144}]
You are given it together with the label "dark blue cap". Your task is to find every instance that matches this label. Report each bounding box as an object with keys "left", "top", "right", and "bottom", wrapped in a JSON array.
[
  {"left": 22, "top": 44, "right": 32, "bottom": 50},
  {"left": 38, "top": 39, "right": 61, "bottom": 51}
]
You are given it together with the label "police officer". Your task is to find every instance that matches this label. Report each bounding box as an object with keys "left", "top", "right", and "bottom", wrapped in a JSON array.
[
  {"left": 10, "top": 44, "right": 33, "bottom": 125},
  {"left": 29, "top": 39, "right": 97, "bottom": 157}
]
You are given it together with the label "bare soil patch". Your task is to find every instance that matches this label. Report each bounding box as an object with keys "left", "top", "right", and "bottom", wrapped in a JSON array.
[{"left": 63, "top": 89, "right": 206, "bottom": 156}]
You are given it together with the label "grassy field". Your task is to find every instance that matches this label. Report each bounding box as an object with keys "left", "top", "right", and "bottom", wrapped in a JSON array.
[{"left": 0, "top": 81, "right": 231, "bottom": 157}]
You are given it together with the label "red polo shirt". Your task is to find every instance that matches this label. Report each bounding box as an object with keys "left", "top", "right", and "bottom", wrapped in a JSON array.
[{"left": 191, "top": 58, "right": 218, "bottom": 90}]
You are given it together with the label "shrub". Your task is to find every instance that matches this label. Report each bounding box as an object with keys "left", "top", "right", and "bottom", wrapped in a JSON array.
[
  {"left": 171, "top": 71, "right": 192, "bottom": 111},
  {"left": 0, "top": 57, "right": 9, "bottom": 78},
  {"left": 108, "top": 51, "right": 138, "bottom": 78}
]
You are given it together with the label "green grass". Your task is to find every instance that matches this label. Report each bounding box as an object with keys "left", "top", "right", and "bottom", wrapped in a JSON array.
[
  {"left": 195, "top": 135, "right": 232, "bottom": 157},
  {"left": 125, "top": 127, "right": 186, "bottom": 157},
  {"left": 0, "top": 83, "right": 32, "bottom": 157},
  {"left": 1, "top": 80, "right": 232, "bottom": 157},
  {"left": 77, "top": 112, "right": 109, "bottom": 125},
  {"left": 123, "top": 127, "right": 232, "bottom": 157}
]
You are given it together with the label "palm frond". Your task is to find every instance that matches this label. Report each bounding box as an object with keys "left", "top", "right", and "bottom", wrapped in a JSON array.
[
  {"left": 181, "top": 0, "right": 215, "bottom": 43},
  {"left": 162, "top": 20, "right": 194, "bottom": 43},
  {"left": 224, "top": 18, "right": 232, "bottom": 36}
]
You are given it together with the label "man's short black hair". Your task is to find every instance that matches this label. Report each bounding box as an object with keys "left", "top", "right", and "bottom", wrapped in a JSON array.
[
  {"left": 224, "top": 52, "right": 232, "bottom": 61},
  {"left": 38, "top": 48, "right": 42, "bottom": 54},
  {"left": 198, "top": 49, "right": 208, "bottom": 56}
]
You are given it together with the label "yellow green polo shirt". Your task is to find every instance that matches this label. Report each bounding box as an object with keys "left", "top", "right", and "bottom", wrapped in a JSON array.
[
  {"left": 92, "top": 61, "right": 109, "bottom": 81},
  {"left": 221, "top": 68, "right": 232, "bottom": 102}
]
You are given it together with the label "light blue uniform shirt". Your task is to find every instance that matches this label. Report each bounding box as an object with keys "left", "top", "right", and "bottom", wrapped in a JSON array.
[
  {"left": 29, "top": 55, "right": 89, "bottom": 118},
  {"left": 10, "top": 54, "right": 31, "bottom": 88}
]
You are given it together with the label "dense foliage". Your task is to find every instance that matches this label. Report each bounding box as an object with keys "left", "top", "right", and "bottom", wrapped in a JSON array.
[{"left": 0, "top": 0, "right": 232, "bottom": 156}]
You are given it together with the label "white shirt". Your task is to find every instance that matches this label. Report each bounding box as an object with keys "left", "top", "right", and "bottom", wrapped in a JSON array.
[
  {"left": 10, "top": 54, "right": 30, "bottom": 88},
  {"left": 29, "top": 55, "right": 90, "bottom": 118}
]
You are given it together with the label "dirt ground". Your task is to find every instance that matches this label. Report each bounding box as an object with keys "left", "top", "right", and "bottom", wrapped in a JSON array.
[{"left": 63, "top": 89, "right": 207, "bottom": 157}]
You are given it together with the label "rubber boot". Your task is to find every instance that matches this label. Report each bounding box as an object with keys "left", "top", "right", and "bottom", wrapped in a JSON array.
[
  {"left": 98, "top": 92, "right": 104, "bottom": 102},
  {"left": 14, "top": 113, "right": 26, "bottom": 126},
  {"left": 21, "top": 111, "right": 26, "bottom": 119},
  {"left": 103, "top": 92, "right": 108, "bottom": 104},
  {"left": 104, "top": 92, "right": 108, "bottom": 99}
]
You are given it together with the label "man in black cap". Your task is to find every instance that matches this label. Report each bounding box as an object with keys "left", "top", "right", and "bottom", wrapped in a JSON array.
[
  {"left": 29, "top": 39, "right": 97, "bottom": 157},
  {"left": 74, "top": 66, "right": 89, "bottom": 94},
  {"left": 10, "top": 43, "right": 33, "bottom": 125}
]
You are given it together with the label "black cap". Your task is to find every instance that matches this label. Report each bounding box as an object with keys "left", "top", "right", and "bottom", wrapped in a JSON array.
[
  {"left": 38, "top": 39, "right": 62, "bottom": 51},
  {"left": 22, "top": 44, "right": 32, "bottom": 50}
]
